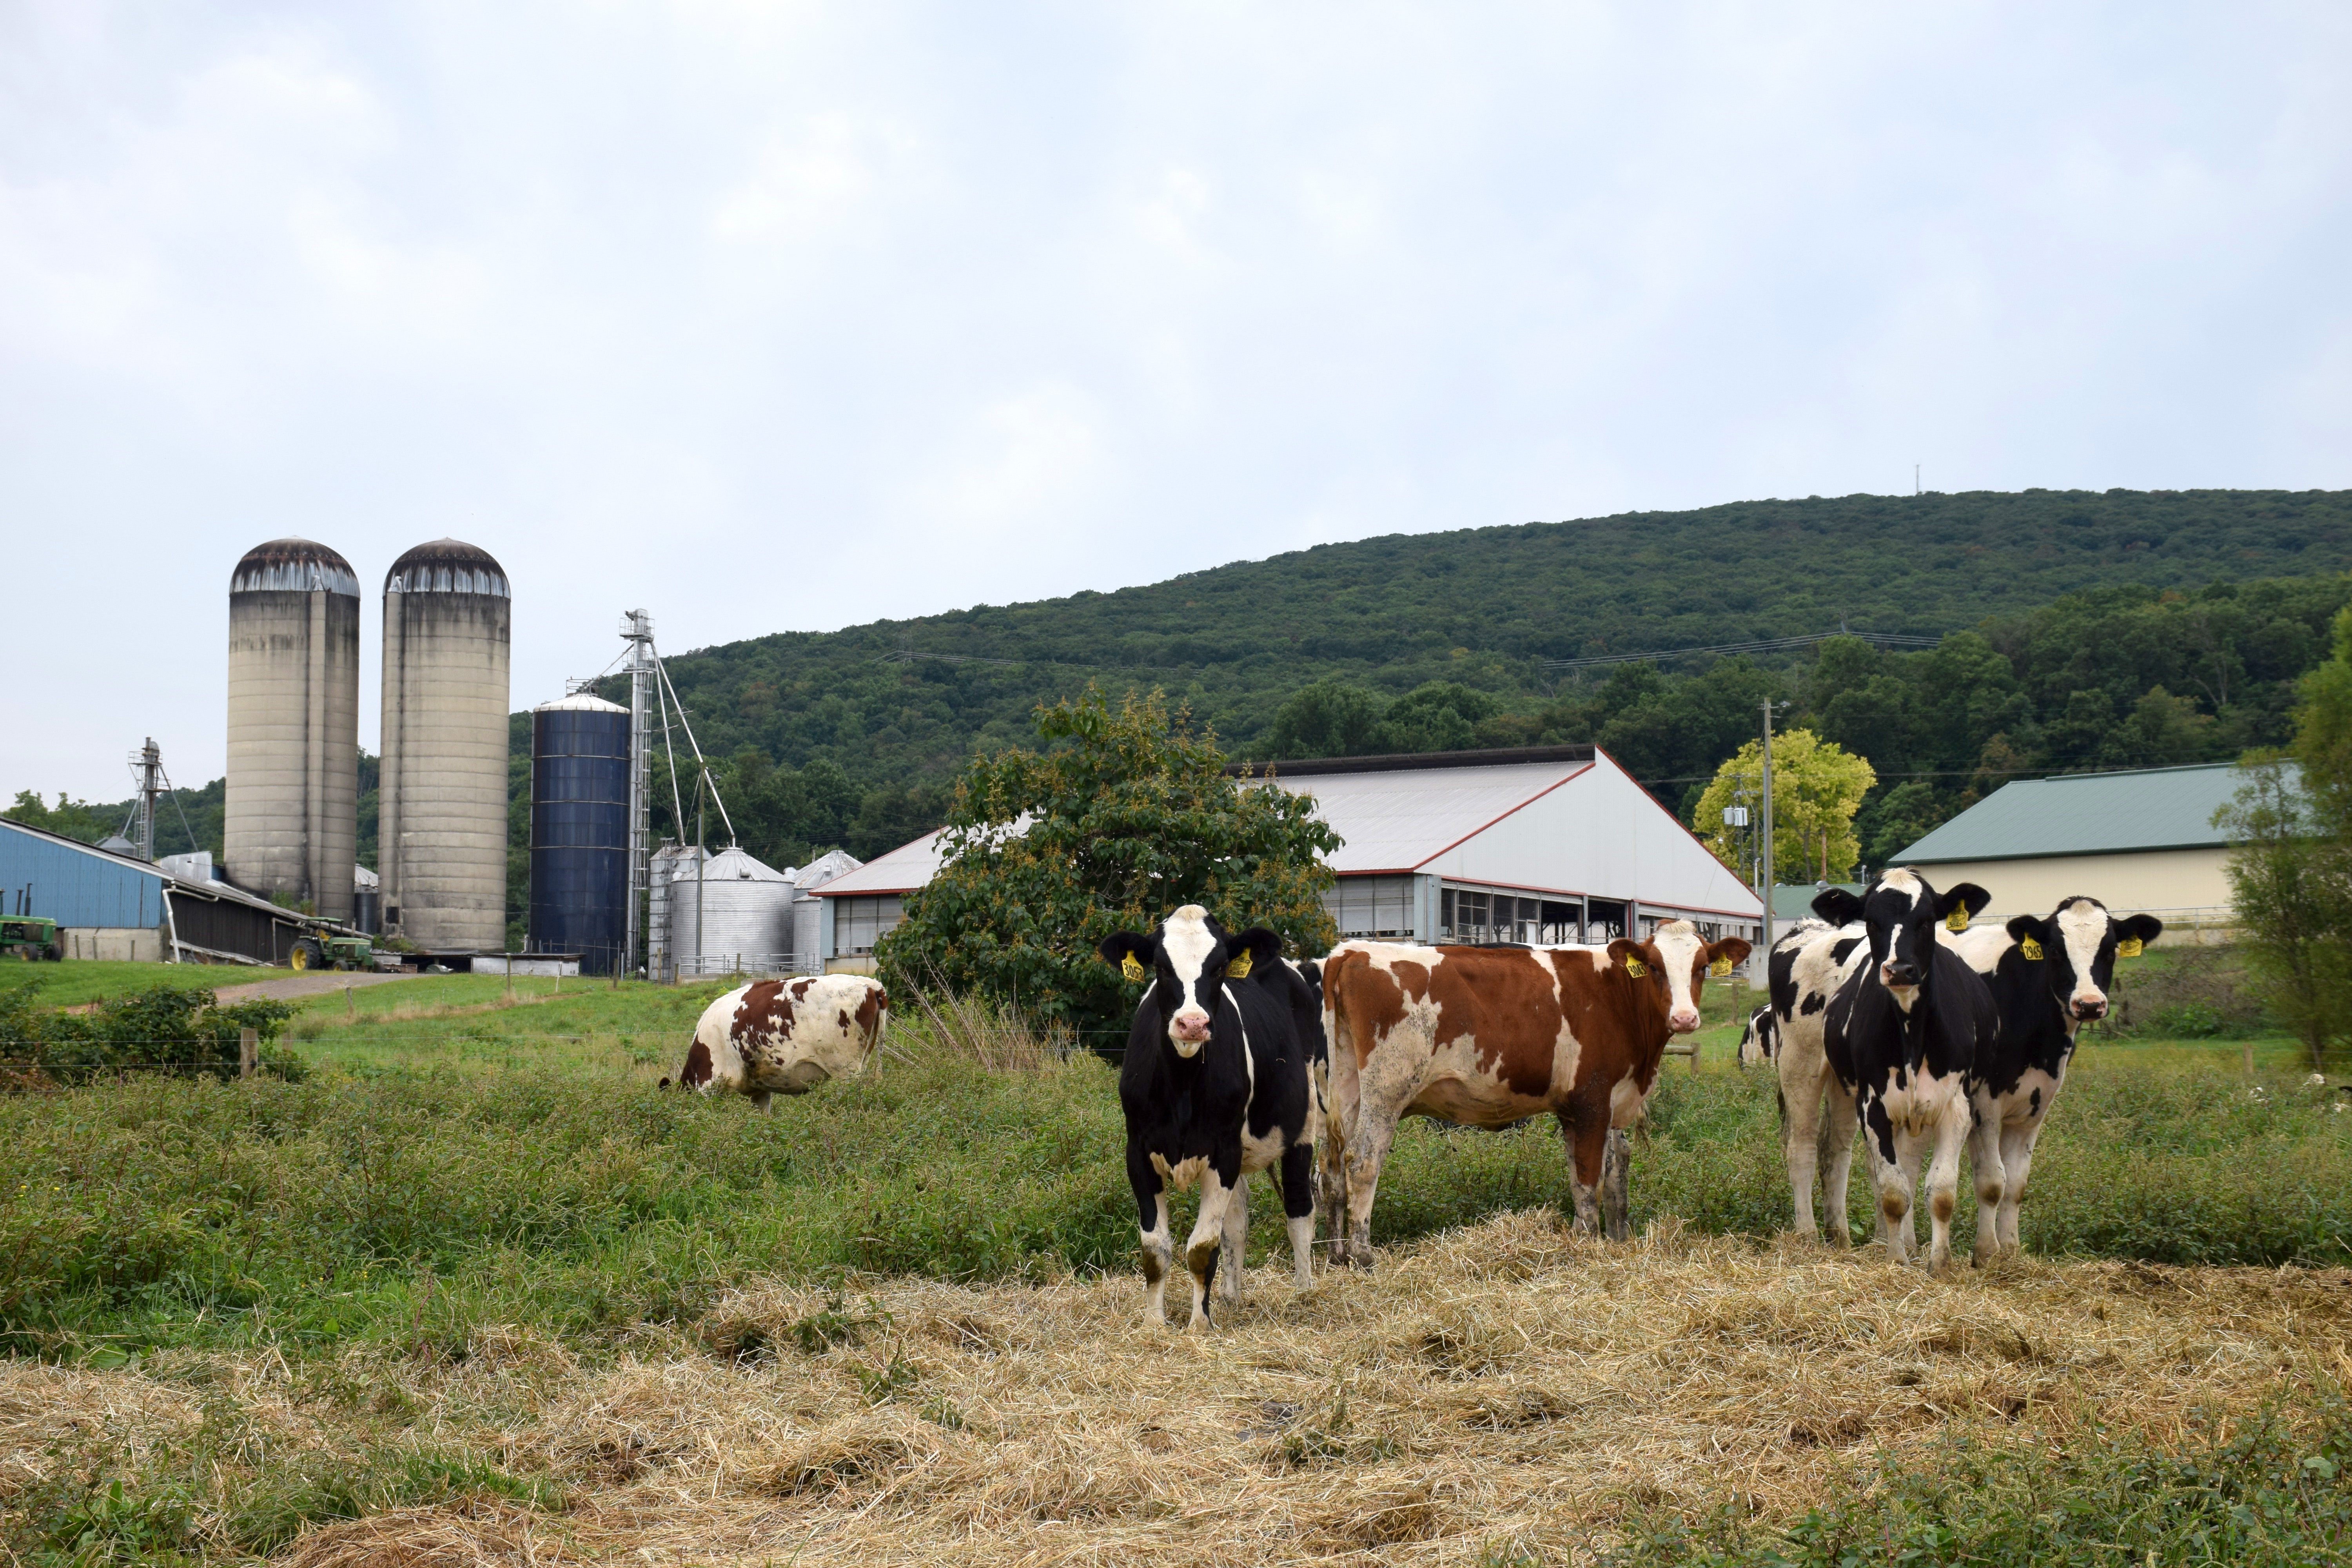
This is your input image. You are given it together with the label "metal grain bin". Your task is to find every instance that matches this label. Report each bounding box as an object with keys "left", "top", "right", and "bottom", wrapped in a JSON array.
[
  {"left": 669, "top": 846, "right": 799, "bottom": 977},
  {"left": 379, "top": 539, "right": 512, "bottom": 951},
  {"left": 527, "top": 692, "right": 630, "bottom": 975},
  {"left": 224, "top": 538, "right": 361, "bottom": 920}
]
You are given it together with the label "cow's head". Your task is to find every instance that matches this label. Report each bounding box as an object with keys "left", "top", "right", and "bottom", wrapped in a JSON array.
[
  {"left": 1607, "top": 919, "right": 1752, "bottom": 1035},
  {"left": 1100, "top": 905, "right": 1281, "bottom": 1057},
  {"left": 2005, "top": 898, "right": 2163, "bottom": 1024},
  {"left": 1839, "top": 868, "right": 1989, "bottom": 1013}
]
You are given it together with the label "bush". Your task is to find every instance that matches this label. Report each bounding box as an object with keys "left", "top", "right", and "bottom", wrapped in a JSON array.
[
  {"left": 2107, "top": 945, "right": 2269, "bottom": 1038},
  {"left": 0, "top": 981, "right": 300, "bottom": 1085}
]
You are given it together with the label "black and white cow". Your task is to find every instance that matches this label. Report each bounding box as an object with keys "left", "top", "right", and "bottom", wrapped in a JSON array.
[
  {"left": 1819, "top": 869, "right": 1998, "bottom": 1272},
  {"left": 1738, "top": 1005, "right": 1778, "bottom": 1065},
  {"left": 1099, "top": 906, "right": 1320, "bottom": 1331},
  {"left": 1767, "top": 915, "right": 1870, "bottom": 1241},
  {"left": 1943, "top": 897, "right": 2163, "bottom": 1261}
]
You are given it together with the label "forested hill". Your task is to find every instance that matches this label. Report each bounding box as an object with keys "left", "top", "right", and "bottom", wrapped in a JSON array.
[{"left": 646, "top": 487, "right": 2350, "bottom": 777}]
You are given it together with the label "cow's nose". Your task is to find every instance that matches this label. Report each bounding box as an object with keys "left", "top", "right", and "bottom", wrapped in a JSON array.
[
  {"left": 2071, "top": 995, "right": 2107, "bottom": 1020},
  {"left": 1881, "top": 962, "right": 1920, "bottom": 987},
  {"left": 1170, "top": 1011, "right": 1212, "bottom": 1043},
  {"left": 1668, "top": 1007, "right": 1701, "bottom": 1034}
]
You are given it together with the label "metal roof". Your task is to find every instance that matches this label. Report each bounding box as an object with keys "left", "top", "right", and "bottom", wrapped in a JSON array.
[
  {"left": 1895, "top": 762, "right": 2271, "bottom": 864},
  {"left": 811, "top": 830, "right": 944, "bottom": 897},
  {"left": 1259, "top": 755, "right": 1595, "bottom": 873}
]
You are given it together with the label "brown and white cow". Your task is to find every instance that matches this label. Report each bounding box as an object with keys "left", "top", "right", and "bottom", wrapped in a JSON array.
[
  {"left": 1319, "top": 921, "right": 1749, "bottom": 1265},
  {"left": 662, "top": 974, "right": 888, "bottom": 1109}
]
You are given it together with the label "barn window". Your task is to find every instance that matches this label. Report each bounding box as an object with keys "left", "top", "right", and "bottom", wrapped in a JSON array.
[
  {"left": 834, "top": 895, "right": 904, "bottom": 955},
  {"left": 1325, "top": 875, "right": 1416, "bottom": 940}
]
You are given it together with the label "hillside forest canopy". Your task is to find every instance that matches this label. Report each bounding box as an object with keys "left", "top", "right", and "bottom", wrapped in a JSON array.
[{"left": 9, "top": 490, "right": 2352, "bottom": 903}]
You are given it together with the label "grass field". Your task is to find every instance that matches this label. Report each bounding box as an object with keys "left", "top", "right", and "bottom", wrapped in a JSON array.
[{"left": 2, "top": 961, "right": 2348, "bottom": 1564}]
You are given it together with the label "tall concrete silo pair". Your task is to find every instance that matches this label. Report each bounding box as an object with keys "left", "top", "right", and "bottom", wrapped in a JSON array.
[{"left": 223, "top": 539, "right": 511, "bottom": 948}]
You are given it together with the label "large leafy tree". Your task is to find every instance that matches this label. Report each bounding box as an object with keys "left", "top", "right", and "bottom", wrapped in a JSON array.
[
  {"left": 1691, "top": 728, "right": 1877, "bottom": 885},
  {"left": 877, "top": 688, "right": 1340, "bottom": 1045}
]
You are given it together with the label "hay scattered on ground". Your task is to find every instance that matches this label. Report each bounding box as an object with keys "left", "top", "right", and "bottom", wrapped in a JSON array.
[{"left": 5, "top": 1211, "right": 2347, "bottom": 1566}]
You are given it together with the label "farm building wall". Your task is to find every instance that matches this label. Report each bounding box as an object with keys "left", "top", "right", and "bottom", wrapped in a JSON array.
[{"left": 1898, "top": 846, "right": 2233, "bottom": 936}]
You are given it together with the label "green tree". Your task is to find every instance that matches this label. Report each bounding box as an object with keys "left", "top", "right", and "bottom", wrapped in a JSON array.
[
  {"left": 2216, "top": 758, "right": 2352, "bottom": 1071},
  {"left": 878, "top": 688, "right": 1340, "bottom": 1043},
  {"left": 1691, "top": 729, "right": 1877, "bottom": 884},
  {"left": 3, "top": 791, "right": 112, "bottom": 844},
  {"left": 1265, "top": 680, "right": 1388, "bottom": 758}
]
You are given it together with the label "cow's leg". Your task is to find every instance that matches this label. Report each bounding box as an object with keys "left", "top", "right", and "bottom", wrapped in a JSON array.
[
  {"left": 1341, "top": 1079, "right": 1412, "bottom": 1270},
  {"left": 1182, "top": 1148, "right": 1243, "bottom": 1331},
  {"left": 1924, "top": 1101, "right": 1969, "bottom": 1275},
  {"left": 1279, "top": 1141, "right": 1317, "bottom": 1289},
  {"left": 1997, "top": 1118, "right": 2041, "bottom": 1254},
  {"left": 1818, "top": 1076, "right": 1859, "bottom": 1248},
  {"left": 1778, "top": 1041, "right": 1826, "bottom": 1238},
  {"left": 1968, "top": 1104, "right": 2008, "bottom": 1267},
  {"left": 750, "top": 1088, "right": 774, "bottom": 1114},
  {"left": 1217, "top": 1172, "right": 1249, "bottom": 1310},
  {"left": 1601, "top": 1125, "right": 1632, "bottom": 1243},
  {"left": 1127, "top": 1140, "right": 1174, "bottom": 1326},
  {"left": 1321, "top": 1019, "right": 1364, "bottom": 1264},
  {"left": 1857, "top": 1087, "right": 1913, "bottom": 1264},
  {"left": 1559, "top": 1098, "right": 1611, "bottom": 1236}
]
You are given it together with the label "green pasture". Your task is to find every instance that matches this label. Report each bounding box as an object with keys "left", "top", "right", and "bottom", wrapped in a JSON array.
[{"left": 0, "top": 958, "right": 293, "bottom": 1009}]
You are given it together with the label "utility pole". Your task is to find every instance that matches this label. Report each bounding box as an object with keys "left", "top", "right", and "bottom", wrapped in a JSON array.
[
  {"left": 1759, "top": 698, "right": 1787, "bottom": 965},
  {"left": 622, "top": 610, "right": 657, "bottom": 977}
]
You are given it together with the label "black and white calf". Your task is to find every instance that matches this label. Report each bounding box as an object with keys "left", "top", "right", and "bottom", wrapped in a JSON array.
[
  {"left": 1944, "top": 897, "right": 2163, "bottom": 1261},
  {"left": 1738, "top": 1005, "right": 1778, "bottom": 1065},
  {"left": 1820, "top": 869, "right": 1998, "bottom": 1272},
  {"left": 1766, "top": 915, "right": 1871, "bottom": 1241},
  {"left": 1100, "top": 906, "right": 1319, "bottom": 1331}
]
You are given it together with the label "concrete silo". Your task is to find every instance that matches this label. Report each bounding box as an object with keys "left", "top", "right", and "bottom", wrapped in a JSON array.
[
  {"left": 225, "top": 539, "right": 361, "bottom": 920},
  {"left": 379, "top": 540, "right": 513, "bottom": 951},
  {"left": 527, "top": 692, "right": 632, "bottom": 974}
]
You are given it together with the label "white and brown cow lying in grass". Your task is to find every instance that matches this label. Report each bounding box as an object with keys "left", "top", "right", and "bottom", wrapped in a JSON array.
[{"left": 662, "top": 975, "right": 889, "bottom": 1109}]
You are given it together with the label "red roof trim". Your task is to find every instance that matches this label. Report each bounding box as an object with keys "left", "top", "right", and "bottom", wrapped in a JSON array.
[{"left": 1408, "top": 762, "right": 1595, "bottom": 870}]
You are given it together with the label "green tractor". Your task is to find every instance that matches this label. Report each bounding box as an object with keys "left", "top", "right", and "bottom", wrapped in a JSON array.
[
  {"left": 0, "top": 916, "right": 62, "bottom": 962},
  {"left": 290, "top": 929, "right": 374, "bottom": 972}
]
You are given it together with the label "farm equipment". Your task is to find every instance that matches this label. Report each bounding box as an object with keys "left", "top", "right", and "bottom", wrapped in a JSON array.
[
  {"left": 0, "top": 916, "right": 62, "bottom": 961},
  {"left": 290, "top": 930, "right": 374, "bottom": 972}
]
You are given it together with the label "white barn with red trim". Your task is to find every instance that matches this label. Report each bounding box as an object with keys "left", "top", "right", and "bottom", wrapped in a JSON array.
[{"left": 811, "top": 744, "right": 1762, "bottom": 970}]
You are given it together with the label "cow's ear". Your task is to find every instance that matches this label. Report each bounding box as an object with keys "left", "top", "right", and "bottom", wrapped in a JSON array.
[
  {"left": 2005, "top": 914, "right": 2050, "bottom": 949},
  {"left": 1098, "top": 932, "right": 1158, "bottom": 981},
  {"left": 1811, "top": 889, "right": 1865, "bottom": 926},
  {"left": 1705, "top": 938, "right": 1752, "bottom": 977},
  {"left": 2115, "top": 914, "right": 2163, "bottom": 954},
  {"left": 1936, "top": 883, "right": 1993, "bottom": 924},
  {"left": 1606, "top": 937, "right": 1655, "bottom": 977},
  {"left": 1227, "top": 926, "right": 1282, "bottom": 980}
]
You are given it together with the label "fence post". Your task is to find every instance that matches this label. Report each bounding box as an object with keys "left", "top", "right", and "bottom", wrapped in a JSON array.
[
  {"left": 239, "top": 1027, "right": 257, "bottom": 1079},
  {"left": 506, "top": 959, "right": 515, "bottom": 1001},
  {"left": 346, "top": 983, "right": 355, "bottom": 1020}
]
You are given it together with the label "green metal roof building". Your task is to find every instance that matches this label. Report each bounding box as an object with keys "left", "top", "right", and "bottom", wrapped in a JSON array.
[{"left": 1892, "top": 762, "right": 2265, "bottom": 928}]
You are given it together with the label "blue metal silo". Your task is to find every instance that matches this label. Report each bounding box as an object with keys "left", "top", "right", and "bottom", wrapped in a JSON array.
[{"left": 527, "top": 693, "right": 631, "bottom": 975}]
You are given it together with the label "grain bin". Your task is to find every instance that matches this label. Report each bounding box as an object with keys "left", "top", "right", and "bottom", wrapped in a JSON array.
[
  {"left": 669, "top": 846, "right": 798, "bottom": 977},
  {"left": 379, "top": 540, "right": 513, "bottom": 950},
  {"left": 224, "top": 538, "right": 360, "bottom": 919},
  {"left": 527, "top": 692, "right": 631, "bottom": 975}
]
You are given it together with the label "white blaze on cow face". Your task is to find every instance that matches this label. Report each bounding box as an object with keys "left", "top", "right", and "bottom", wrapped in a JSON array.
[
  {"left": 1160, "top": 904, "right": 1222, "bottom": 1054},
  {"left": 1652, "top": 920, "right": 1708, "bottom": 1034},
  {"left": 2054, "top": 898, "right": 2112, "bottom": 1020},
  {"left": 1870, "top": 868, "right": 1929, "bottom": 1011}
]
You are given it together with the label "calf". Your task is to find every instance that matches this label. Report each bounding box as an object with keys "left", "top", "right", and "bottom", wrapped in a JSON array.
[
  {"left": 1820, "top": 870, "right": 1998, "bottom": 1272},
  {"left": 664, "top": 974, "right": 888, "bottom": 1109},
  {"left": 1738, "top": 1005, "right": 1778, "bottom": 1065},
  {"left": 1320, "top": 921, "right": 1749, "bottom": 1265},
  {"left": 1945, "top": 898, "right": 2162, "bottom": 1260},
  {"left": 1101, "top": 906, "right": 1319, "bottom": 1330},
  {"left": 1766, "top": 915, "right": 1872, "bottom": 1241}
]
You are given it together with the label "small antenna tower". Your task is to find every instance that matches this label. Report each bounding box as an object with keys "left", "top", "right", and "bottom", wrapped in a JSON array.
[{"left": 1915, "top": 464, "right": 1921, "bottom": 496}]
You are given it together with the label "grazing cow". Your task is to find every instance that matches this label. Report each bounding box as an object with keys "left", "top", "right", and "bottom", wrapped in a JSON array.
[
  {"left": 1320, "top": 921, "right": 1751, "bottom": 1266},
  {"left": 662, "top": 975, "right": 888, "bottom": 1109},
  {"left": 1944, "top": 897, "right": 2163, "bottom": 1259},
  {"left": 1819, "top": 870, "right": 1998, "bottom": 1272},
  {"left": 1767, "top": 915, "right": 1871, "bottom": 1241},
  {"left": 1100, "top": 906, "right": 1320, "bottom": 1331}
]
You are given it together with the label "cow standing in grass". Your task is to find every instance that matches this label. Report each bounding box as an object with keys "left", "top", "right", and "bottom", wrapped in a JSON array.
[
  {"left": 1820, "top": 870, "right": 1998, "bottom": 1272},
  {"left": 1100, "top": 906, "right": 1320, "bottom": 1331},
  {"left": 662, "top": 975, "right": 888, "bottom": 1109},
  {"left": 1944, "top": 897, "right": 2162, "bottom": 1260},
  {"left": 1319, "top": 920, "right": 1749, "bottom": 1267},
  {"left": 1767, "top": 914, "right": 1872, "bottom": 1241}
]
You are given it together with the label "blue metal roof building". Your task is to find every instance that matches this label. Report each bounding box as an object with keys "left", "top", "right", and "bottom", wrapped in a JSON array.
[{"left": 0, "top": 817, "right": 171, "bottom": 928}]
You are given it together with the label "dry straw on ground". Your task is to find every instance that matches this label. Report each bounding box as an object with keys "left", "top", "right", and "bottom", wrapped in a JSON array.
[{"left": 5, "top": 1211, "right": 2347, "bottom": 1567}]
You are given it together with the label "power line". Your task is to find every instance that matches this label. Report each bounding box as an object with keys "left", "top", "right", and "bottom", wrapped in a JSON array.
[{"left": 1543, "top": 630, "right": 1942, "bottom": 672}]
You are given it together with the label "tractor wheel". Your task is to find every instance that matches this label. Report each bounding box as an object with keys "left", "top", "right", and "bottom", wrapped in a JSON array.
[
  {"left": 42, "top": 942, "right": 61, "bottom": 962},
  {"left": 290, "top": 940, "right": 318, "bottom": 972}
]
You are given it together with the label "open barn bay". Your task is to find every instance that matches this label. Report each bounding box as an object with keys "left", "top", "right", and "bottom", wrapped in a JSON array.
[{"left": 4, "top": 974, "right": 2349, "bottom": 1564}]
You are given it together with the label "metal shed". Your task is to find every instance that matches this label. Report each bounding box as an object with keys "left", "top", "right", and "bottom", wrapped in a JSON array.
[{"left": 0, "top": 817, "right": 313, "bottom": 964}]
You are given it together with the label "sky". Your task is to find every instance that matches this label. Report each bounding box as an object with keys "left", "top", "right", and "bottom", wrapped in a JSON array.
[{"left": 4, "top": 1, "right": 2349, "bottom": 800}]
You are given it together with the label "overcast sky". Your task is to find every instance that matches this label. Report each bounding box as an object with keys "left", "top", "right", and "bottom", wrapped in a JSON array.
[{"left": 5, "top": 2, "right": 2348, "bottom": 800}]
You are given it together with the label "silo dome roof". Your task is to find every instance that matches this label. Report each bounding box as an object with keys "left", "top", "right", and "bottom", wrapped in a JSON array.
[
  {"left": 386, "top": 538, "right": 510, "bottom": 598},
  {"left": 702, "top": 847, "right": 793, "bottom": 882},
  {"left": 231, "top": 538, "right": 360, "bottom": 597}
]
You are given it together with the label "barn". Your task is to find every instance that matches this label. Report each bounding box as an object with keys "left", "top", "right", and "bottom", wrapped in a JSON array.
[
  {"left": 811, "top": 744, "right": 1762, "bottom": 971},
  {"left": 1890, "top": 760, "right": 2261, "bottom": 936},
  {"left": 0, "top": 815, "right": 319, "bottom": 965}
]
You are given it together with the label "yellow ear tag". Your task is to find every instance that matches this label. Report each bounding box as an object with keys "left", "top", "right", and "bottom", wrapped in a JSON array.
[
  {"left": 1709, "top": 955, "right": 1734, "bottom": 978},
  {"left": 2019, "top": 936, "right": 2045, "bottom": 961},
  {"left": 1225, "top": 952, "right": 1253, "bottom": 980},
  {"left": 1945, "top": 909, "right": 1970, "bottom": 933},
  {"left": 2116, "top": 937, "right": 2144, "bottom": 960},
  {"left": 1120, "top": 954, "right": 1146, "bottom": 982},
  {"left": 1624, "top": 957, "right": 1650, "bottom": 978}
]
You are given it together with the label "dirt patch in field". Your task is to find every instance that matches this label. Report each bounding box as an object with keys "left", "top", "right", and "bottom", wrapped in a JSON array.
[{"left": 5, "top": 1213, "right": 2346, "bottom": 1566}]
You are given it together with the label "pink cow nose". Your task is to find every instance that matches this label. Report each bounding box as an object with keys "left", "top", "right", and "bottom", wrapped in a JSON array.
[
  {"left": 1171, "top": 1011, "right": 1212, "bottom": 1043},
  {"left": 1668, "top": 1008, "right": 1701, "bottom": 1034},
  {"left": 2071, "top": 995, "right": 2107, "bottom": 1020}
]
